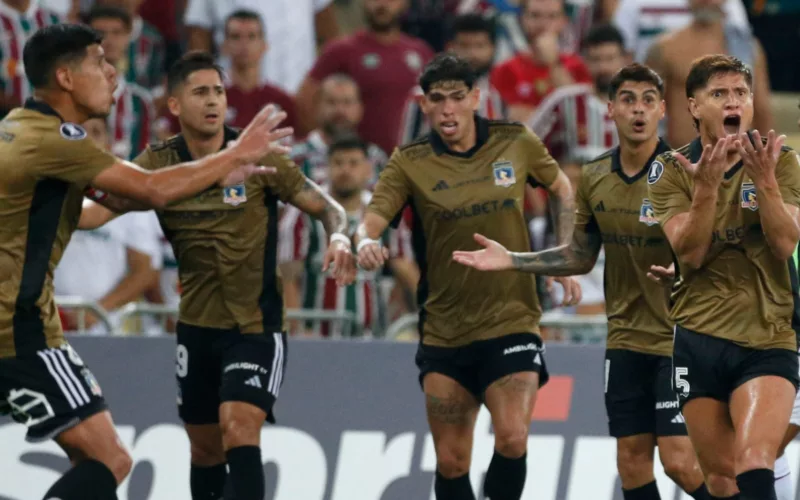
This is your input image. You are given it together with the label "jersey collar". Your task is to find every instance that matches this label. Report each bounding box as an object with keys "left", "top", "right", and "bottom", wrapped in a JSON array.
[
  {"left": 611, "top": 137, "right": 670, "bottom": 185},
  {"left": 688, "top": 135, "right": 745, "bottom": 180},
  {"left": 175, "top": 125, "right": 240, "bottom": 162},
  {"left": 23, "top": 98, "right": 64, "bottom": 122},
  {"left": 429, "top": 113, "right": 489, "bottom": 158}
]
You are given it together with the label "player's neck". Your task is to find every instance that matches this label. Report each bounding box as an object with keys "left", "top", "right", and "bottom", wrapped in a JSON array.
[
  {"left": 183, "top": 128, "right": 225, "bottom": 160},
  {"left": 440, "top": 125, "right": 477, "bottom": 153},
  {"left": 368, "top": 26, "right": 401, "bottom": 44},
  {"left": 229, "top": 65, "right": 261, "bottom": 93},
  {"left": 3, "top": 0, "right": 30, "bottom": 13},
  {"left": 690, "top": 18, "right": 725, "bottom": 34},
  {"left": 619, "top": 135, "right": 660, "bottom": 176},
  {"left": 334, "top": 191, "right": 364, "bottom": 212},
  {"left": 32, "top": 91, "right": 89, "bottom": 124}
]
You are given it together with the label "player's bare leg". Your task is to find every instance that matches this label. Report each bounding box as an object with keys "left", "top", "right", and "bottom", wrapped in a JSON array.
[
  {"left": 483, "top": 371, "right": 539, "bottom": 500},
  {"left": 682, "top": 398, "right": 738, "bottom": 498},
  {"left": 656, "top": 436, "right": 707, "bottom": 498},
  {"left": 185, "top": 424, "right": 227, "bottom": 499},
  {"left": 616, "top": 434, "right": 658, "bottom": 493},
  {"left": 775, "top": 425, "right": 799, "bottom": 500},
  {"left": 219, "top": 401, "right": 267, "bottom": 500},
  {"left": 730, "top": 376, "right": 795, "bottom": 500},
  {"left": 46, "top": 411, "right": 132, "bottom": 500},
  {"left": 424, "top": 373, "right": 481, "bottom": 500}
]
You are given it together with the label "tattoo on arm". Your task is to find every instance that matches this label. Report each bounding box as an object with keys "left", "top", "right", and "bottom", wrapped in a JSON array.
[
  {"left": 510, "top": 224, "right": 602, "bottom": 276},
  {"left": 95, "top": 193, "right": 150, "bottom": 213},
  {"left": 292, "top": 178, "right": 348, "bottom": 238},
  {"left": 548, "top": 189, "right": 575, "bottom": 246}
]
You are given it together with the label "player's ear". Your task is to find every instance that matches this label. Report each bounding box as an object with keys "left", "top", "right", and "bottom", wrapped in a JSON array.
[
  {"left": 167, "top": 95, "right": 180, "bottom": 118},
  {"left": 658, "top": 98, "right": 666, "bottom": 121},
  {"left": 54, "top": 65, "right": 75, "bottom": 92},
  {"left": 470, "top": 86, "right": 481, "bottom": 111},
  {"left": 417, "top": 93, "right": 429, "bottom": 114},
  {"left": 687, "top": 97, "right": 700, "bottom": 125}
]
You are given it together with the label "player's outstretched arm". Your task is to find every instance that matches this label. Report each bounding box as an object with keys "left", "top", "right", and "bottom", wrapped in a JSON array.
[
  {"left": 545, "top": 170, "right": 576, "bottom": 246},
  {"left": 452, "top": 225, "right": 601, "bottom": 276},
  {"left": 736, "top": 130, "right": 800, "bottom": 260},
  {"left": 89, "top": 105, "right": 292, "bottom": 209},
  {"left": 288, "top": 177, "right": 355, "bottom": 286}
]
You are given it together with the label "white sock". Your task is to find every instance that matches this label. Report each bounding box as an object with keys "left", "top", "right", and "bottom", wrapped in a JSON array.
[{"left": 775, "top": 454, "right": 793, "bottom": 500}]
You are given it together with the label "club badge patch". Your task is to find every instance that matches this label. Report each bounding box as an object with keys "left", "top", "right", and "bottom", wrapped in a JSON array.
[
  {"left": 639, "top": 198, "right": 658, "bottom": 226},
  {"left": 647, "top": 161, "right": 663, "bottom": 185},
  {"left": 493, "top": 160, "right": 516, "bottom": 187},
  {"left": 223, "top": 184, "right": 247, "bottom": 206},
  {"left": 741, "top": 182, "right": 758, "bottom": 211},
  {"left": 60, "top": 122, "right": 87, "bottom": 140}
]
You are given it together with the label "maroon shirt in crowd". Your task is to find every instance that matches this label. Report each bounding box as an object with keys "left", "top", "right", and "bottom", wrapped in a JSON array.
[
  {"left": 309, "top": 30, "right": 434, "bottom": 154},
  {"left": 225, "top": 83, "right": 297, "bottom": 131},
  {"left": 139, "top": 0, "right": 178, "bottom": 42}
]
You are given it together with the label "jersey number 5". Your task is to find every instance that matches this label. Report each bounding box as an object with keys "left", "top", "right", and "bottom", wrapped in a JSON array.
[{"left": 674, "top": 367, "right": 690, "bottom": 394}]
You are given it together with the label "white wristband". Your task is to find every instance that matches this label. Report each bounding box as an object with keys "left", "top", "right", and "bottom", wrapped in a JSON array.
[
  {"left": 357, "top": 237, "right": 381, "bottom": 253},
  {"left": 330, "top": 233, "right": 351, "bottom": 248}
]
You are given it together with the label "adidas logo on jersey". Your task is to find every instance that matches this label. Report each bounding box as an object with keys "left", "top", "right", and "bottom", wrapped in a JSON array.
[
  {"left": 671, "top": 413, "right": 685, "bottom": 424},
  {"left": 594, "top": 201, "right": 606, "bottom": 212},
  {"left": 245, "top": 376, "right": 262, "bottom": 389},
  {"left": 432, "top": 180, "right": 450, "bottom": 191},
  {"left": 533, "top": 353, "right": 542, "bottom": 365}
]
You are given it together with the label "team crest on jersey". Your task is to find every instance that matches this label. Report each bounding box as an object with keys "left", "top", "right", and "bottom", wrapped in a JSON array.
[
  {"left": 741, "top": 182, "right": 758, "bottom": 211},
  {"left": 223, "top": 184, "right": 247, "bottom": 206},
  {"left": 362, "top": 53, "right": 381, "bottom": 69},
  {"left": 647, "top": 161, "right": 664, "bottom": 185},
  {"left": 81, "top": 368, "right": 102, "bottom": 397},
  {"left": 405, "top": 51, "right": 422, "bottom": 71},
  {"left": 639, "top": 198, "right": 658, "bottom": 226},
  {"left": 493, "top": 160, "right": 516, "bottom": 187},
  {"left": 60, "top": 122, "right": 87, "bottom": 140}
]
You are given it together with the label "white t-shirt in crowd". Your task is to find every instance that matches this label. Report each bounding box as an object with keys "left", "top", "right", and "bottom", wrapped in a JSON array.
[
  {"left": 184, "top": 0, "right": 332, "bottom": 94},
  {"left": 54, "top": 210, "right": 163, "bottom": 334},
  {"left": 613, "top": 0, "right": 750, "bottom": 62}
]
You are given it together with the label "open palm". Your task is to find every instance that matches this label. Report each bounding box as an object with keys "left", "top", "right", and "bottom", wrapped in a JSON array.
[{"left": 452, "top": 234, "right": 513, "bottom": 271}]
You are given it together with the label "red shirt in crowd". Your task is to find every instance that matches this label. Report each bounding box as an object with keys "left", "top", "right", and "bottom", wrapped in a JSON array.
[
  {"left": 490, "top": 53, "right": 592, "bottom": 108},
  {"left": 225, "top": 83, "right": 297, "bottom": 131},
  {"left": 309, "top": 30, "right": 434, "bottom": 154},
  {"left": 138, "top": 0, "right": 178, "bottom": 42}
]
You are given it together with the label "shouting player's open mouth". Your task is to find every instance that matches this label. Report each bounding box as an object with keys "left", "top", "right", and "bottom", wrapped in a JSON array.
[
  {"left": 722, "top": 114, "right": 741, "bottom": 136},
  {"left": 205, "top": 112, "right": 220, "bottom": 124},
  {"left": 440, "top": 120, "right": 458, "bottom": 137},
  {"left": 631, "top": 119, "right": 647, "bottom": 134}
]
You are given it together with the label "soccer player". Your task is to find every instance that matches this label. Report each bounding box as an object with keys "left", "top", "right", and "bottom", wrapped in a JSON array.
[
  {"left": 648, "top": 54, "right": 800, "bottom": 499},
  {"left": 0, "top": 24, "right": 290, "bottom": 500},
  {"left": 452, "top": 63, "right": 711, "bottom": 500},
  {"left": 355, "top": 53, "right": 580, "bottom": 500},
  {"left": 78, "top": 51, "right": 355, "bottom": 500}
]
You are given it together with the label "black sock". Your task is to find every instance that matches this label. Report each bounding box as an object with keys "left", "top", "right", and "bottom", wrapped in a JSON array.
[
  {"left": 191, "top": 463, "right": 227, "bottom": 499},
  {"left": 434, "top": 471, "right": 476, "bottom": 500},
  {"left": 623, "top": 480, "right": 661, "bottom": 500},
  {"left": 690, "top": 483, "right": 711, "bottom": 500},
  {"left": 483, "top": 451, "right": 527, "bottom": 500},
  {"left": 42, "top": 459, "right": 118, "bottom": 500},
  {"left": 736, "top": 469, "right": 776, "bottom": 500},
  {"left": 225, "top": 446, "right": 264, "bottom": 500}
]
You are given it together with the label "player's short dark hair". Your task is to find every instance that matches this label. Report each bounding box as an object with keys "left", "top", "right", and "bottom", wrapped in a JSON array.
[
  {"left": 167, "top": 51, "right": 225, "bottom": 95},
  {"left": 608, "top": 63, "right": 664, "bottom": 100},
  {"left": 83, "top": 5, "right": 132, "bottom": 31},
  {"left": 23, "top": 23, "right": 104, "bottom": 89},
  {"left": 450, "top": 14, "right": 496, "bottom": 45},
  {"left": 328, "top": 134, "right": 369, "bottom": 158},
  {"left": 582, "top": 23, "right": 625, "bottom": 52},
  {"left": 224, "top": 9, "right": 265, "bottom": 38},
  {"left": 685, "top": 54, "right": 752, "bottom": 99},
  {"left": 419, "top": 53, "right": 476, "bottom": 94}
]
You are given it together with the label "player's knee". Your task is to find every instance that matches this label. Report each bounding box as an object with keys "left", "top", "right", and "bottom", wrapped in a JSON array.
[
  {"left": 705, "top": 472, "right": 738, "bottom": 497},
  {"left": 436, "top": 443, "right": 472, "bottom": 478},
  {"left": 220, "top": 413, "right": 261, "bottom": 449},
  {"left": 660, "top": 454, "right": 699, "bottom": 487},
  {"left": 102, "top": 445, "right": 133, "bottom": 485},
  {"left": 616, "top": 447, "right": 654, "bottom": 484},
  {"left": 190, "top": 438, "right": 226, "bottom": 466},
  {"left": 492, "top": 421, "right": 528, "bottom": 458}
]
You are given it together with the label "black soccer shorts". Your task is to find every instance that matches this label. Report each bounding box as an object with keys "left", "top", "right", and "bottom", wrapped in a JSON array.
[
  {"left": 0, "top": 344, "right": 106, "bottom": 442},
  {"left": 672, "top": 325, "right": 800, "bottom": 408},
  {"left": 415, "top": 332, "right": 549, "bottom": 401},
  {"left": 604, "top": 348, "right": 687, "bottom": 438},
  {"left": 176, "top": 322, "right": 287, "bottom": 425}
]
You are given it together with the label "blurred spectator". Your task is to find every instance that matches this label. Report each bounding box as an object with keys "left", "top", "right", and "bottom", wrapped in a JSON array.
[
  {"left": 400, "top": 0, "right": 463, "bottom": 52},
  {"left": 184, "top": 0, "right": 340, "bottom": 94},
  {"left": 137, "top": 0, "right": 182, "bottom": 71},
  {"left": 0, "top": 0, "right": 62, "bottom": 118},
  {"left": 645, "top": 0, "right": 771, "bottom": 147},
  {"left": 292, "top": 74, "right": 387, "bottom": 187},
  {"left": 279, "top": 135, "right": 416, "bottom": 337},
  {"left": 398, "top": 13, "right": 506, "bottom": 145},
  {"left": 612, "top": 0, "right": 750, "bottom": 63},
  {"left": 490, "top": 0, "right": 592, "bottom": 123},
  {"left": 745, "top": 0, "right": 800, "bottom": 91},
  {"left": 528, "top": 23, "right": 624, "bottom": 163},
  {"left": 222, "top": 10, "right": 297, "bottom": 131},
  {"left": 41, "top": 0, "right": 78, "bottom": 19},
  {"left": 296, "top": 0, "right": 434, "bottom": 154},
  {"left": 56, "top": 118, "right": 162, "bottom": 334},
  {"left": 86, "top": 6, "right": 156, "bottom": 159}
]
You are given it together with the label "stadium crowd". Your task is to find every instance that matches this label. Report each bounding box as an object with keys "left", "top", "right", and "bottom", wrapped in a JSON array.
[{"left": 2, "top": 0, "right": 798, "bottom": 338}]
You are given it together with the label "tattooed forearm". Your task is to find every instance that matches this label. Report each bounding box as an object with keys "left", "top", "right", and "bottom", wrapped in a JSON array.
[
  {"left": 510, "top": 226, "right": 602, "bottom": 276},
  {"left": 548, "top": 182, "right": 575, "bottom": 247},
  {"left": 425, "top": 393, "right": 477, "bottom": 425},
  {"left": 293, "top": 178, "right": 348, "bottom": 237},
  {"left": 95, "top": 193, "right": 150, "bottom": 213}
]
